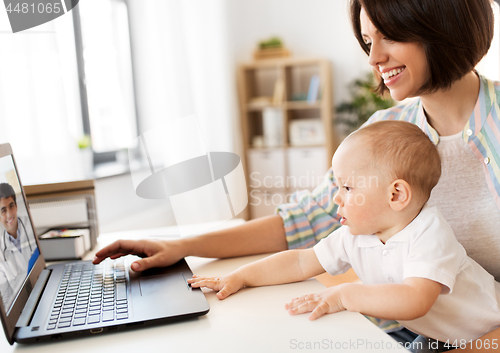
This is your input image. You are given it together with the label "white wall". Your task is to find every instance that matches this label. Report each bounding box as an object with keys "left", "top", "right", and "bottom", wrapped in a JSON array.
[
  {"left": 94, "top": 173, "right": 175, "bottom": 233},
  {"left": 96, "top": 0, "right": 369, "bottom": 232},
  {"left": 224, "top": 0, "right": 370, "bottom": 105}
]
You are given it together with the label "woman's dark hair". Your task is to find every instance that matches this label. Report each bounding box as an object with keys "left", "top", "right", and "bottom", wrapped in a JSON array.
[{"left": 350, "top": 0, "right": 494, "bottom": 95}]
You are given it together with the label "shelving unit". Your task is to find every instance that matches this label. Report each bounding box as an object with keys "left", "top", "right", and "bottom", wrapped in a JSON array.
[{"left": 237, "top": 57, "right": 337, "bottom": 219}]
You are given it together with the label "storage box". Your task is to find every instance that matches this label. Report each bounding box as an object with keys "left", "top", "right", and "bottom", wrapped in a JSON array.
[
  {"left": 289, "top": 119, "right": 325, "bottom": 146},
  {"left": 286, "top": 147, "right": 328, "bottom": 189},
  {"left": 38, "top": 228, "right": 91, "bottom": 260},
  {"left": 247, "top": 149, "right": 285, "bottom": 189}
]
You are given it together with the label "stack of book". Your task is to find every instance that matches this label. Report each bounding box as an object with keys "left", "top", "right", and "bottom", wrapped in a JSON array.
[{"left": 38, "top": 228, "right": 91, "bottom": 260}]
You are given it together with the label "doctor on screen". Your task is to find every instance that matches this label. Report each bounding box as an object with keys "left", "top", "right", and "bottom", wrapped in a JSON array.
[{"left": 0, "top": 182, "right": 37, "bottom": 309}]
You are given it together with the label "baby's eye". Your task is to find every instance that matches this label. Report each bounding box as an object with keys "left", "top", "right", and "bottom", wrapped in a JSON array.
[{"left": 343, "top": 186, "right": 352, "bottom": 192}]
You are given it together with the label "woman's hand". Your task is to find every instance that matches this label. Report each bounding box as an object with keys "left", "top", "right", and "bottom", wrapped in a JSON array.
[
  {"left": 93, "top": 239, "right": 184, "bottom": 271},
  {"left": 285, "top": 285, "right": 347, "bottom": 320},
  {"left": 187, "top": 271, "right": 246, "bottom": 300}
]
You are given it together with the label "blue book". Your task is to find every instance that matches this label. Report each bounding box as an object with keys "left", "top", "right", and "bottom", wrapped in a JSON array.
[{"left": 307, "top": 74, "right": 320, "bottom": 103}]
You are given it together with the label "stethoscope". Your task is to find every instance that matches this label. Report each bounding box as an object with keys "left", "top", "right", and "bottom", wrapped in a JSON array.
[{"left": 1, "top": 217, "right": 33, "bottom": 263}]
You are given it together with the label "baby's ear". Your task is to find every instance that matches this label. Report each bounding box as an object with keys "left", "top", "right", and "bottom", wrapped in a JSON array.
[{"left": 389, "top": 180, "right": 411, "bottom": 211}]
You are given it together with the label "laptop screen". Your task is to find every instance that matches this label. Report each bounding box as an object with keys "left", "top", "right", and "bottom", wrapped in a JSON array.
[{"left": 0, "top": 154, "right": 40, "bottom": 314}]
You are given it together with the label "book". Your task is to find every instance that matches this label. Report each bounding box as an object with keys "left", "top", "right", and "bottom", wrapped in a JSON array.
[
  {"left": 263, "top": 107, "right": 283, "bottom": 147},
  {"left": 38, "top": 228, "right": 91, "bottom": 260},
  {"left": 272, "top": 78, "right": 285, "bottom": 105},
  {"left": 307, "top": 74, "right": 321, "bottom": 103},
  {"left": 289, "top": 118, "right": 325, "bottom": 146}
]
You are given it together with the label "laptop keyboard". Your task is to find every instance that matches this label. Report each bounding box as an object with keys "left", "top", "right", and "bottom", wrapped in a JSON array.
[{"left": 47, "top": 259, "right": 129, "bottom": 330}]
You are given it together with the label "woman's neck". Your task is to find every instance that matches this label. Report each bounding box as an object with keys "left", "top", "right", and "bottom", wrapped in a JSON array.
[{"left": 420, "top": 71, "right": 480, "bottom": 136}]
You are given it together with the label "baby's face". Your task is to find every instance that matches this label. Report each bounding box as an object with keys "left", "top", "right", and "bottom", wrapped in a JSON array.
[{"left": 332, "top": 138, "right": 392, "bottom": 236}]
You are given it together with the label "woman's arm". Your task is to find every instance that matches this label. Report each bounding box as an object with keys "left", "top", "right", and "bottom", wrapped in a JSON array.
[{"left": 93, "top": 214, "right": 288, "bottom": 270}]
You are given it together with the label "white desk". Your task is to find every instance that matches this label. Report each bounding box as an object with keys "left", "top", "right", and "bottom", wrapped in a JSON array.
[{"left": 1, "top": 226, "right": 408, "bottom": 352}]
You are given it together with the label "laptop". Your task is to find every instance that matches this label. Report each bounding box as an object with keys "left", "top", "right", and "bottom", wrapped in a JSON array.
[{"left": 0, "top": 143, "right": 209, "bottom": 345}]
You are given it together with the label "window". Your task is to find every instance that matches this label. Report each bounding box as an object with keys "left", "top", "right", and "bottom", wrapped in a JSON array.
[
  {"left": 73, "top": 0, "right": 138, "bottom": 163},
  {"left": 0, "top": 7, "right": 84, "bottom": 183}
]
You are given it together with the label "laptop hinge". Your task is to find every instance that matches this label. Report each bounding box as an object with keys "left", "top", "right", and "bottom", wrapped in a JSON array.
[{"left": 16, "top": 269, "right": 51, "bottom": 328}]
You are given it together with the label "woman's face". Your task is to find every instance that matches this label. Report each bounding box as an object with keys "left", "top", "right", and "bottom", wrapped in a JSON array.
[{"left": 359, "top": 8, "right": 430, "bottom": 101}]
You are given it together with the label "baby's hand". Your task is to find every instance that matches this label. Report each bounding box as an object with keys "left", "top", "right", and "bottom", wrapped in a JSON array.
[
  {"left": 284, "top": 286, "right": 346, "bottom": 320},
  {"left": 187, "top": 271, "right": 245, "bottom": 300}
]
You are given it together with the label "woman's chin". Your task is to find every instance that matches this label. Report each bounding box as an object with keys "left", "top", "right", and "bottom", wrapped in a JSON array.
[{"left": 388, "top": 89, "right": 407, "bottom": 102}]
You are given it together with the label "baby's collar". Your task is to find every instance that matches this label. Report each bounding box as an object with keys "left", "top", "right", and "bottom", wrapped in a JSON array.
[{"left": 356, "top": 204, "right": 433, "bottom": 248}]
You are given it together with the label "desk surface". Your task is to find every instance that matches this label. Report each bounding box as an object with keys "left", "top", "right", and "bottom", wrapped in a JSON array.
[{"left": 1, "top": 226, "right": 407, "bottom": 352}]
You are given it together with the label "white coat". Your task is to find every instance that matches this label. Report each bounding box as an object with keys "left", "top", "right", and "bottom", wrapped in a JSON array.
[{"left": 0, "top": 215, "right": 36, "bottom": 310}]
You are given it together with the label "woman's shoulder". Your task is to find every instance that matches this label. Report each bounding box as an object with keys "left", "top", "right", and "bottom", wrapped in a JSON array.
[{"left": 365, "top": 98, "right": 421, "bottom": 125}]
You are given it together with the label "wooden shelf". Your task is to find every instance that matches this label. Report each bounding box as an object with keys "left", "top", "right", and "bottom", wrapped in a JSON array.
[
  {"left": 249, "top": 146, "right": 288, "bottom": 150},
  {"left": 246, "top": 101, "right": 322, "bottom": 111},
  {"left": 246, "top": 103, "right": 281, "bottom": 111},
  {"left": 284, "top": 101, "right": 322, "bottom": 110},
  {"left": 237, "top": 57, "right": 338, "bottom": 219},
  {"left": 240, "top": 56, "right": 329, "bottom": 69}
]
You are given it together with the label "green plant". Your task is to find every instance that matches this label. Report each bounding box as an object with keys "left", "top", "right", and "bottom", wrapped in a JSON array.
[
  {"left": 335, "top": 72, "right": 395, "bottom": 134},
  {"left": 258, "top": 37, "right": 283, "bottom": 49},
  {"left": 77, "top": 134, "right": 91, "bottom": 149}
]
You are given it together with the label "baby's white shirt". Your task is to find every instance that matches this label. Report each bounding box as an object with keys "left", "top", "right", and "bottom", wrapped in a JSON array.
[{"left": 314, "top": 204, "right": 500, "bottom": 342}]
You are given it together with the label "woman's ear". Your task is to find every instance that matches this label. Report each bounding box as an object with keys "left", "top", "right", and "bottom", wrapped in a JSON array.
[{"left": 389, "top": 180, "right": 412, "bottom": 211}]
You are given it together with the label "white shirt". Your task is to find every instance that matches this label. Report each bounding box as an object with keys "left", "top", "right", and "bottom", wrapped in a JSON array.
[{"left": 314, "top": 205, "right": 500, "bottom": 342}]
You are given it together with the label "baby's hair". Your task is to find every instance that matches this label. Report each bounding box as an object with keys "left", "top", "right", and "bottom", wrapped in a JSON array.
[
  {"left": 349, "top": 120, "right": 441, "bottom": 203},
  {"left": 350, "top": 0, "right": 494, "bottom": 95}
]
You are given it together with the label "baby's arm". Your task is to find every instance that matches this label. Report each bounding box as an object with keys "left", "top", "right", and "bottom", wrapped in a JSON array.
[
  {"left": 188, "top": 249, "right": 325, "bottom": 299},
  {"left": 286, "top": 277, "right": 443, "bottom": 321}
]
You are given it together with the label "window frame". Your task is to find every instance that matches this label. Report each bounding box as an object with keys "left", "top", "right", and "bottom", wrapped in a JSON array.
[{"left": 71, "top": 0, "right": 140, "bottom": 166}]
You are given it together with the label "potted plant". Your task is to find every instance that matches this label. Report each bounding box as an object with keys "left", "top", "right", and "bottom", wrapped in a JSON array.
[
  {"left": 253, "top": 36, "right": 291, "bottom": 60},
  {"left": 77, "top": 134, "right": 93, "bottom": 173}
]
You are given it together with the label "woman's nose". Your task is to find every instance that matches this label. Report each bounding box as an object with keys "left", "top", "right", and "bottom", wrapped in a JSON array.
[{"left": 367, "top": 42, "right": 388, "bottom": 68}]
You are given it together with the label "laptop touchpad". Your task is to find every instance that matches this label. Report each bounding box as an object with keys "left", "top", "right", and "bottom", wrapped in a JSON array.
[{"left": 139, "top": 273, "right": 189, "bottom": 297}]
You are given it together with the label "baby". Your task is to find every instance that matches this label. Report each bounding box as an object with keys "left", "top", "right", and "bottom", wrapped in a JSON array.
[{"left": 188, "top": 120, "right": 500, "bottom": 347}]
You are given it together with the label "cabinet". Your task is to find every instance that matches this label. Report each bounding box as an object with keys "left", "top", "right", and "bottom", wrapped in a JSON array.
[
  {"left": 237, "top": 57, "right": 337, "bottom": 219},
  {"left": 25, "top": 179, "right": 99, "bottom": 260}
]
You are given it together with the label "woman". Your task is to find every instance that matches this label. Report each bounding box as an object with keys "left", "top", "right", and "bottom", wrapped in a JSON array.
[{"left": 95, "top": 0, "right": 500, "bottom": 350}]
